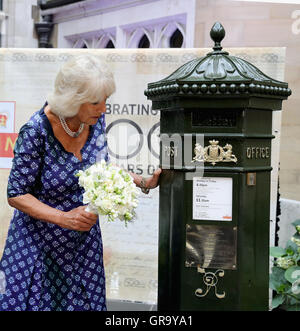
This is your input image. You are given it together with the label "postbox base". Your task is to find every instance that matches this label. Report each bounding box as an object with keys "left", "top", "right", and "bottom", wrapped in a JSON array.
[{"left": 158, "top": 170, "right": 270, "bottom": 311}]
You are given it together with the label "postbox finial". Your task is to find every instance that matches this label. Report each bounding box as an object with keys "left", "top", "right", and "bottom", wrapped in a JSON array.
[{"left": 210, "top": 22, "right": 225, "bottom": 52}]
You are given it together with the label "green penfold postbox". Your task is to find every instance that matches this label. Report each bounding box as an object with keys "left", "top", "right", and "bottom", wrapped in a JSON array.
[{"left": 144, "top": 22, "right": 291, "bottom": 311}]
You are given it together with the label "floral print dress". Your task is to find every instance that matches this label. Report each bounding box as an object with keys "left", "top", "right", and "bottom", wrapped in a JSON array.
[{"left": 0, "top": 103, "right": 109, "bottom": 311}]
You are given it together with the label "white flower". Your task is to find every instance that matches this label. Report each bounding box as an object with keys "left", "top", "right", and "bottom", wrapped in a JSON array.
[
  {"left": 276, "top": 257, "right": 295, "bottom": 270},
  {"left": 76, "top": 161, "right": 139, "bottom": 226},
  {"left": 291, "top": 236, "right": 300, "bottom": 247}
]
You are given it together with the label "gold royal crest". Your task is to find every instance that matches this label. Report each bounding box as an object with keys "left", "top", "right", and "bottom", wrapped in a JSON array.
[{"left": 192, "top": 140, "right": 237, "bottom": 166}]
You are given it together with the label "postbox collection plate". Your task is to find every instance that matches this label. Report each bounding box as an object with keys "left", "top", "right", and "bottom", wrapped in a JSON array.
[{"left": 185, "top": 224, "right": 237, "bottom": 270}]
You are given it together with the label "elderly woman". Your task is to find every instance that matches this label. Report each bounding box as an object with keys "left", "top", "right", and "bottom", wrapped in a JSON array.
[{"left": 0, "top": 55, "right": 161, "bottom": 311}]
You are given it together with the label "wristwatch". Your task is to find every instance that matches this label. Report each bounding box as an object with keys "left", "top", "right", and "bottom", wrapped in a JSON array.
[{"left": 140, "top": 177, "right": 150, "bottom": 194}]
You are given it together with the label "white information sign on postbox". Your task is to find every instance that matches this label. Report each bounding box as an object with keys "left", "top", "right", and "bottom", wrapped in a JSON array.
[{"left": 193, "top": 177, "right": 233, "bottom": 221}]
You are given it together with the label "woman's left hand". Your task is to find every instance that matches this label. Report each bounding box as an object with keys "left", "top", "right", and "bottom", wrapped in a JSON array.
[{"left": 145, "top": 168, "right": 162, "bottom": 189}]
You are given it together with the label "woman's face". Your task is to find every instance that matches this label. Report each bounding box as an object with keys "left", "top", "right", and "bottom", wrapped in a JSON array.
[{"left": 77, "top": 99, "right": 107, "bottom": 125}]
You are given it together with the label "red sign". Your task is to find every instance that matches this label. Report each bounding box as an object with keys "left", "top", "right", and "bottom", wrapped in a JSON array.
[{"left": 0, "top": 133, "right": 18, "bottom": 158}]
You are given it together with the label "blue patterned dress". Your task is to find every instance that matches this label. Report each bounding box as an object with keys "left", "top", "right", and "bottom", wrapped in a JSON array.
[{"left": 0, "top": 103, "right": 109, "bottom": 311}]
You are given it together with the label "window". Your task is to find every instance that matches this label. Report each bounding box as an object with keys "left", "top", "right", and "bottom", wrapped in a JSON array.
[
  {"left": 123, "top": 18, "right": 186, "bottom": 48},
  {"left": 69, "top": 30, "right": 116, "bottom": 49},
  {"left": 170, "top": 28, "right": 183, "bottom": 48},
  {"left": 105, "top": 40, "right": 115, "bottom": 48},
  {"left": 138, "top": 34, "right": 150, "bottom": 48}
]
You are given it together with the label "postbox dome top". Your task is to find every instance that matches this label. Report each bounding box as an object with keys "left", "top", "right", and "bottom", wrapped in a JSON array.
[{"left": 145, "top": 22, "right": 291, "bottom": 101}]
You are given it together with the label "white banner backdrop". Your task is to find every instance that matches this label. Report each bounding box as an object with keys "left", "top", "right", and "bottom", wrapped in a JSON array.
[{"left": 0, "top": 48, "right": 286, "bottom": 305}]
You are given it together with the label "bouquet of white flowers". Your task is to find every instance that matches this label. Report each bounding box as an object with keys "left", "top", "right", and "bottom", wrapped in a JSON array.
[{"left": 76, "top": 160, "right": 139, "bottom": 226}]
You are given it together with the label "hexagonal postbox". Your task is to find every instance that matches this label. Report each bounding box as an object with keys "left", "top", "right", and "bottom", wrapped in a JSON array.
[{"left": 145, "top": 22, "right": 291, "bottom": 311}]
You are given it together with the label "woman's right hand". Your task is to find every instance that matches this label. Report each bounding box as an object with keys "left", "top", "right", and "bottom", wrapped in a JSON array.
[{"left": 58, "top": 206, "right": 98, "bottom": 231}]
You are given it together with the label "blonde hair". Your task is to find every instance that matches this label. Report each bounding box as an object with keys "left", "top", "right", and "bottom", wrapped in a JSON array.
[{"left": 47, "top": 54, "right": 115, "bottom": 117}]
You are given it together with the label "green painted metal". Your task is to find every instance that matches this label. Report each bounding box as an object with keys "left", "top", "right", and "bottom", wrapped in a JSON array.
[
  {"left": 145, "top": 21, "right": 291, "bottom": 111},
  {"left": 145, "top": 22, "right": 291, "bottom": 311}
]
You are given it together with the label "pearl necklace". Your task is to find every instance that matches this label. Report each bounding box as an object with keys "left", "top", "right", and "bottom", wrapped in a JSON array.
[{"left": 59, "top": 116, "right": 85, "bottom": 138}]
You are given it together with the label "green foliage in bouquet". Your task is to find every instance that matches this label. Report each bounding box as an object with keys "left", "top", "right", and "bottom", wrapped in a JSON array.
[{"left": 270, "top": 219, "right": 300, "bottom": 311}]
